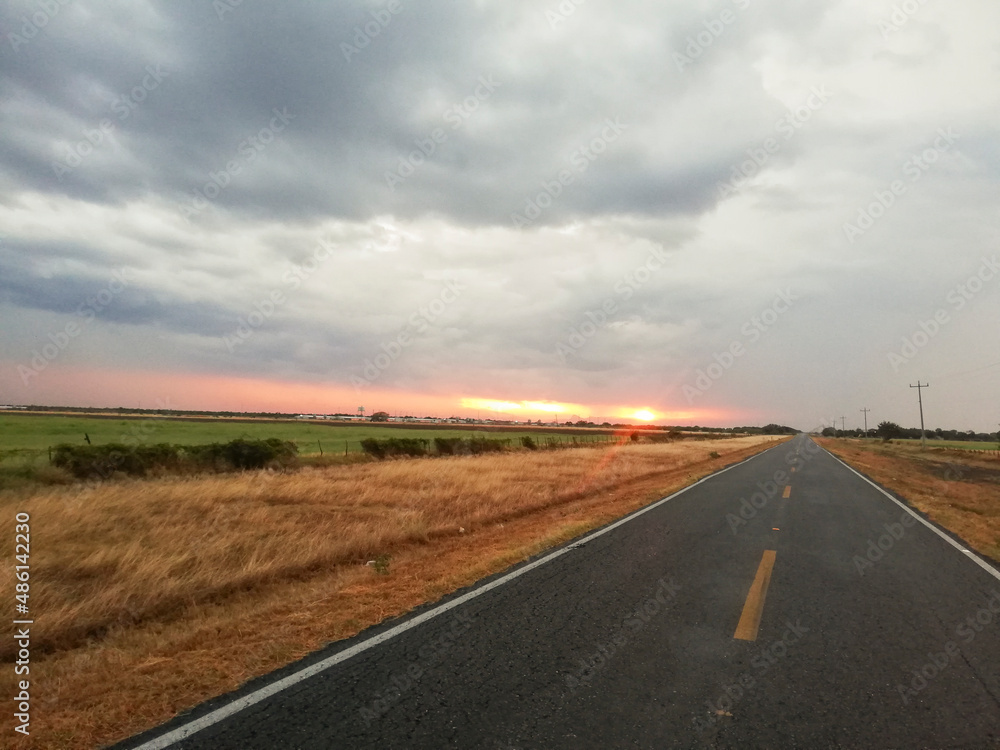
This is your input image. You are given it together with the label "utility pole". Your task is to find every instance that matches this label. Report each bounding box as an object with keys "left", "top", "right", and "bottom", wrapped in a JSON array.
[
  {"left": 910, "top": 382, "right": 929, "bottom": 448},
  {"left": 860, "top": 408, "right": 871, "bottom": 438},
  {"left": 840, "top": 416, "right": 846, "bottom": 433}
]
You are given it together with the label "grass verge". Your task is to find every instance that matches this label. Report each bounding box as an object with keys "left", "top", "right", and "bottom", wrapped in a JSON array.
[{"left": 0, "top": 435, "right": 786, "bottom": 749}]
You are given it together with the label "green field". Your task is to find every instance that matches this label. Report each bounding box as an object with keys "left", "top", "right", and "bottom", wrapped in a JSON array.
[
  {"left": 0, "top": 413, "right": 615, "bottom": 458},
  {"left": 891, "top": 438, "right": 1000, "bottom": 452}
]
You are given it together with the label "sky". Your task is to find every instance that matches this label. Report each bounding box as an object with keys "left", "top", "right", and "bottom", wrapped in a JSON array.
[{"left": 1, "top": 0, "right": 998, "bottom": 431}]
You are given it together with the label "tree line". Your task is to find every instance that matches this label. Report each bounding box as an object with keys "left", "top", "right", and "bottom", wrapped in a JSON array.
[{"left": 822, "top": 422, "right": 999, "bottom": 442}]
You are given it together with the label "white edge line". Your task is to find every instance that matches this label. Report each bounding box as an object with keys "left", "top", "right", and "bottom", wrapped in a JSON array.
[
  {"left": 129, "top": 443, "right": 779, "bottom": 749},
  {"left": 822, "top": 446, "right": 1000, "bottom": 583}
]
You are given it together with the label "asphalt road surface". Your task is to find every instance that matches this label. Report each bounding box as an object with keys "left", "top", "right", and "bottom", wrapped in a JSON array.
[{"left": 120, "top": 434, "right": 1000, "bottom": 749}]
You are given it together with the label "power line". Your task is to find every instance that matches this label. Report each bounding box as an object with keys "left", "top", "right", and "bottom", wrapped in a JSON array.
[
  {"left": 860, "top": 407, "right": 871, "bottom": 437},
  {"left": 930, "top": 359, "right": 1000, "bottom": 382}
]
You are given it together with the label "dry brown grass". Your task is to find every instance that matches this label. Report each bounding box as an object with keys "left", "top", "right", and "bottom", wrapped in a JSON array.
[
  {"left": 819, "top": 438, "right": 1000, "bottom": 561},
  {"left": 0, "top": 436, "right": 785, "bottom": 749}
]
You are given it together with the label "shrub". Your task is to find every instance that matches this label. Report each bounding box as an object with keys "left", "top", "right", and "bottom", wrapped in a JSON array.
[
  {"left": 51, "top": 438, "right": 298, "bottom": 478},
  {"left": 434, "top": 437, "right": 466, "bottom": 456},
  {"left": 52, "top": 443, "right": 149, "bottom": 479},
  {"left": 360, "top": 438, "right": 386, "bottom": 459},
  {"left": 467, "top": 438, "right": 509, "bottom": 454},
  {"left": 520, "top": 436, "right": 538, "bottom": 450},
  {"left": 360, "top": 438, "right": 428, "bottom": 458}
]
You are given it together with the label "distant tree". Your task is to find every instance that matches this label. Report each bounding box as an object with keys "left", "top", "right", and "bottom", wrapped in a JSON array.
[
  {"left": 821, "top": 427, "right": 836, "bottom": 437},
  {"left": 877, "top": 421, "right": 902, "bottom": 442},
  {"left": 761, "top": 423, "right": 797, "bottom": 435},
  {"left": 370, "top": 411, "right": 390, "bottom": 422}
]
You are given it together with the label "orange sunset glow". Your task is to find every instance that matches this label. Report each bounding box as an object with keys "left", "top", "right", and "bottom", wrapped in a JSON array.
[{"left": 1, "top": 364, "right": 734, "bottom": 424}]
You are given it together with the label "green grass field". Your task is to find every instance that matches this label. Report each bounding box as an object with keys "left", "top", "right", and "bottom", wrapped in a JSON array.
[
  {"left": 0, "top": 413, "right": 615, "bottom": 458},
  {"left": 891, "top": 438, "right": 1000, "bottom": 452}
]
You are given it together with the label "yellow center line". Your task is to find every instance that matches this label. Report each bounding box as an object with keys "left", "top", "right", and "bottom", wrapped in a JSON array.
[
  {"left": 782, "top": 485, "right": 791, "bottom": 498},
  {"left": 734, "top": 550, "right": 777, "bottom": 641}
]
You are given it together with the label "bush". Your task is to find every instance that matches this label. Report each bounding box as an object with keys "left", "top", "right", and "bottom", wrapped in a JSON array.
[
  {"left": 360, "top": 438, "right": 428, "bottom": 458},
  {"left": 434, "top": 437, "right": 466, "bottom": 456},
  {"left": 51, "top": 438, "right": 298, "bottom": 478},
  {"left": 52, "top": 443, "right": 151, "bottom": 479},
  {"left": 520, "top": 436, "right": 538, "bottom": 450},
  {"left": 467, "top": 438, "right": 509, "bottom": 454}
]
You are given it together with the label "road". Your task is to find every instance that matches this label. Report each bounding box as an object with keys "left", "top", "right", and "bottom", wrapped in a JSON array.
[{"left": 120, "top": 434, "right": 1000, "bottom": 749}]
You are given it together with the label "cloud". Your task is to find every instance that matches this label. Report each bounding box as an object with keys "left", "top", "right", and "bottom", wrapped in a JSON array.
[{"left": 1, "top": 0, "right": 999, "bottom": 429}]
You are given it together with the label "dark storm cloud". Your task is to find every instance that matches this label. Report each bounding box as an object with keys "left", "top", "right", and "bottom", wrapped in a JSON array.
[
  {"left": 0, "top": 0, "right": 768, "bottom": 226},
  {"left": 0, "top": 245, "right": 238, "bottom": 335}
]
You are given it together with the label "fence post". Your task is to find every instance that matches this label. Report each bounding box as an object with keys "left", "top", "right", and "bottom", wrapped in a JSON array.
[{"left": 318, "top": 440, "right": 323, "bottom": 456}]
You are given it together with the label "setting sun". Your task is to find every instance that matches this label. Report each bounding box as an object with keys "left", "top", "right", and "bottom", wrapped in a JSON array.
[{"left": 630, "top": 409, "right": 657, "bottom": 422}]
